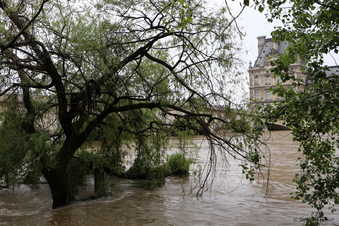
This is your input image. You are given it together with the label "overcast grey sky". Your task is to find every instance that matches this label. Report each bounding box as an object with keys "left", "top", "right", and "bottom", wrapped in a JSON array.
[
  {"left": 207, "top": 0, "right": 338, "bottom": 103},
  {"left": 209, "top": 1, "right": 279, "bottom": 69},
  {"left": 204, "top": 0, "right": 278, "bottom": 102},
  {"left": 207, "top": 0, "right": 280, "bottom": 102},
  {"left": 211, "top": 0, "right": 339, "bottom": 67}
]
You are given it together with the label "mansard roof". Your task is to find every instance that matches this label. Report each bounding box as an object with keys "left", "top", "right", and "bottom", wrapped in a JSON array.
[{"left": 254, "top": 37, "right": 289, "bottom": 67}]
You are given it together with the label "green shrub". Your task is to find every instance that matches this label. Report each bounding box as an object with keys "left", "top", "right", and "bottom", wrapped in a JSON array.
[
  {"left": 142, "top": 164, "right": 171, "bottom": 189},
  {"left": 168, "top": 153, "right": 192, "bottom": 176}
]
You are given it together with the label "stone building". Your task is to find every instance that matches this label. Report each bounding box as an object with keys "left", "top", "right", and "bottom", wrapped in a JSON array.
[{"left": 248, "top": 36, "right": 305, "bottom": 108}]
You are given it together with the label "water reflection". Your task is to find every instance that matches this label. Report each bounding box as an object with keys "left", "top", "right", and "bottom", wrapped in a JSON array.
[{"left": 0, "top": 131, "right": 338, "bottom": 225}]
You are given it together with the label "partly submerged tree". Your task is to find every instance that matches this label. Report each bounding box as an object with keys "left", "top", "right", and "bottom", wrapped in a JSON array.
[
  {"left": 0, "top": 0, "right": 261, "bottom": 209},
  {"left": 249, "top": 0, "right": 339, "bottom": 224}
]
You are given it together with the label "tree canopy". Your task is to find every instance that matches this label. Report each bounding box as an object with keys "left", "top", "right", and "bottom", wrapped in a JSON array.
[
  {"left": 0, "top": 0, "right": 260, "bottom": 209},
  {"left": 250, "top": 0, "right": 339, "bottom": 224}
]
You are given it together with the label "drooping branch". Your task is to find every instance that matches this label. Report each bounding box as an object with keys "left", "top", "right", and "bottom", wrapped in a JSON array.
[
  {"left": 0, "top": 85, "right": 18, "bottom": 97},
  {"left": 2, "top": 49, "right": 36, "bottom": 134},
  {"left": 0, "top": 1, "right": 71, "bottom": 135},
  {"left": 314, "top": 0, "right": 339, "bottom": 11},
  {"left": 143, "top": 51, "right": 204, "bottom": 99},
  {"left": 99, "top": 32, "right": 173, "bottom": 85},
  {"left": 0, "top": 0, "right": 49, "bottom": 52}
]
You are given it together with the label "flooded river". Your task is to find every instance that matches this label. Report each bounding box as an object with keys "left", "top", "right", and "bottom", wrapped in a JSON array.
[{"left": 0, "top": 131, "right": 338, "bottom": 225}]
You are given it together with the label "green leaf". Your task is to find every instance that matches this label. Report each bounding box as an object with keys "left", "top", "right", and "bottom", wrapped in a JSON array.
[{"left": 258, "top": 5, "right": 264, "bottom": 13}]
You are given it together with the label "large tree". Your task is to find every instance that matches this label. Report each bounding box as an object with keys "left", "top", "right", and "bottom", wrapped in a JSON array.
[
  {"left": 0, "top": 0, "right": 260, "bottom": 209},
  {"left": 250, "top": 0, "right": 339, "bottom": 224}
]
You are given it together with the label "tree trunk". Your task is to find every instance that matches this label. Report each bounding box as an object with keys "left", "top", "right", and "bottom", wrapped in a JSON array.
[
  {"left": 41, "top": 167, "right": 74, "bottom": 209},
  {"left": 94, "top": 168, "right": 106, "bottom": 197}
]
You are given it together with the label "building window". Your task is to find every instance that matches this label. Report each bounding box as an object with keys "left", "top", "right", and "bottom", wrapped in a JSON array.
[
  {"left": 266, "top": 90, "right": 271, "bottom": 101},
  {"left": 254, "top": 76, "right": 259, "bottom": 85},
  {"left": 265, "top": 75, "right": 270, "bottom": 85},
  {"left": 278, "top": 76, "right": 282, "bottom": 83},
  {"left": 290, "top": 73, "right": 295, "bottom": 81},
  {"left": 254, "top": 90, "right": 259, "bottom": 100}
]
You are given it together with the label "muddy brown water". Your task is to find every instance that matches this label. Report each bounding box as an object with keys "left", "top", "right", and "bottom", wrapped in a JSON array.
[{"left": 0, "top": 131, "right": 338, "bottom": 225}]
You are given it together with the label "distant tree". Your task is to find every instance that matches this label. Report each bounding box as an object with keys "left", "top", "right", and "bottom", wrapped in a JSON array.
[
  {"left": 0, "top": 0, "right": 261, "bottom": 209},
  {"left": 250, "top": 0, "right": 339, "bottom": 224}
]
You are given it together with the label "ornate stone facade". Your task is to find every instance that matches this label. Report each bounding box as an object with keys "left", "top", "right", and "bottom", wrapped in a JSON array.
[{"left": 248, "top": 36, "right": 304, "bottom": 108}]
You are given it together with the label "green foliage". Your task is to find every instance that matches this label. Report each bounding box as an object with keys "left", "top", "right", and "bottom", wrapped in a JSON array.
[
  {"left": 0, "top": 0, "right": 254, "bottom": 208},
  {"left": 168, "top": 153, "right": 192, "bottom": 175},
  {"left": 127, "top": 133, "right": 167, "bottom": 177},
  {"left": 219, "top": 107, "right": 251, "bottom": 133},
  {"left": 0, "top": 99, "right": 53, "bottom": 186},
  {"left": 251, "top": 0, "right": 339, "bottom": 224},
  {"left": 67, "top": 154, "right": 90, "bottom": 193},
  {"left": 95, "top": 114, "right": 127, "bottom": 174},
  {"left": 133, "top": 153, "right": 192, "bottom": 190},
  {"left": 221, "top": 118, "right": 250, "bottom": 133},
  {"left": 0, "top": 102, "right": 27, "bottom": 186},
  {"left": 239, "top": 148, "right": 261, "bottom": 181},
  {"left": 137, "top": 164, "right": 172, "bottom": 190},
  {"left": 67, "top": 150, "right": 109, "bottom": 193},
  {"left": 239, "top": 163, "right": 255, "bottom": 181},
  {"left": 170, "top": 117, "right": 202, "bottom": 136}
]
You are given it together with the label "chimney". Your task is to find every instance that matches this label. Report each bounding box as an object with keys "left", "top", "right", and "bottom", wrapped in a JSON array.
[{"left": 257, "top": 36, "right": 266, "bottom": 55}]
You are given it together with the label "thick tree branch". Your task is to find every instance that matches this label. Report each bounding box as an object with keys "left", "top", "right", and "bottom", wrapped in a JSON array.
[
  {"left": 0, "top": 0, "right": 49, "bottom": 52},
  {"left": 315, "top": 0, "right": 339, "bottom": 11},
  {"left": 0, "top": 1, "right": 71, "bottom": 135}
]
